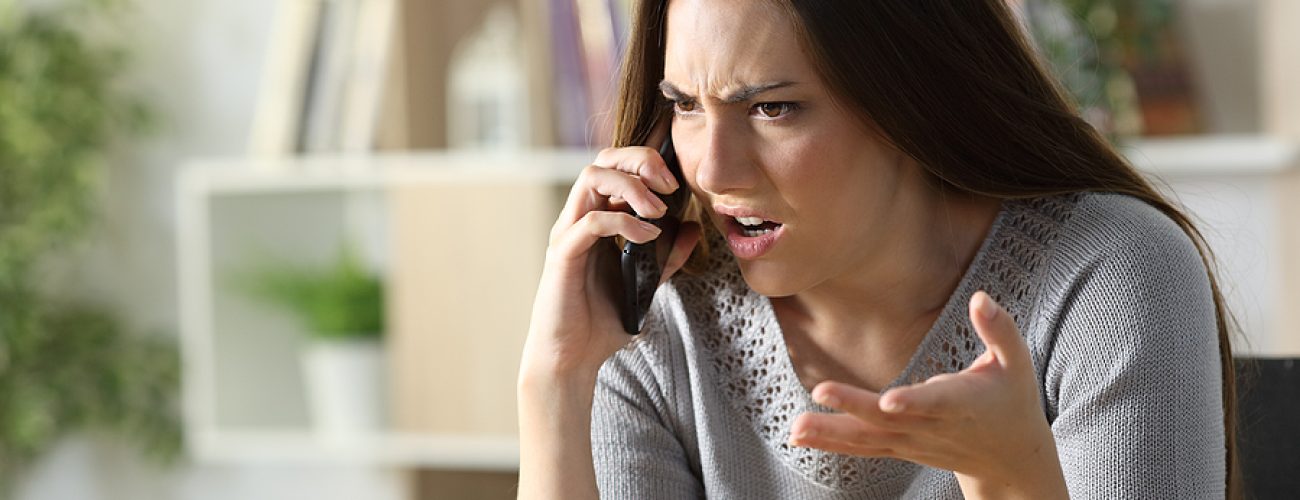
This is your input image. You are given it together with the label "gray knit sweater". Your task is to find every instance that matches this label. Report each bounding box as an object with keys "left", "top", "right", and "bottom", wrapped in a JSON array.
[{"left": 591, "top": 193, "right": 1226, "bottom": 499}]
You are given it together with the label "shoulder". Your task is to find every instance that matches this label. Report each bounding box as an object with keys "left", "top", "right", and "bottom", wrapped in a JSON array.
[
  {"left": 1039, "top": 191, "right": 1215, "bottom": 331},
  {"left": 1040, "top": 192, "right": 1215, "bottom": 331},
  {"left": 1033, "top": 192, "right": 1220, "bottom": 400},
  {"left": 1021, "top": 192, "right": 1212, "bottom": 320},
  {"left": 1052, "top": 192, "right": 1203, "bottom": 267},
  {"left": 1030, "top": 194, "right": 1226, "bottom": 496},
  {"left": 1001, "top": 191, "right": 1215, "bottom": 342}
]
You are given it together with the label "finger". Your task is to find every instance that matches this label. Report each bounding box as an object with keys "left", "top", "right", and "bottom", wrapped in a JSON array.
[
  {"left": 811, "top": 381, "right": 927, "bottom": 430},
  {"left": 659, "top": 221, "right": 702, "bottom": 286},
  {"left": 967, "top": 291, "right": 1030, "bottom": 371},
  {"left": 791, "top": 439, "right": 896, "bottom": 459},
  {"left": 593, "top": 146, "right": 680, "bottom": 195},
  {"left": 557, "top": 165, "right": 668, "bottom": 234},
  {"left": 549, "top": 211, "right": 662, "bottom": 269},
  {"left": 878, "top": 374, "right": 966, "bottom": 417},
  {"left": 789, "top": 412, "right": 902, "bottom": 458}
]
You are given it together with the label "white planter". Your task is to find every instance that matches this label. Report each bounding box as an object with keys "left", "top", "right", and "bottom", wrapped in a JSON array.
[{"left": 301, "top": 338, "right": 387, "bottom": 441}]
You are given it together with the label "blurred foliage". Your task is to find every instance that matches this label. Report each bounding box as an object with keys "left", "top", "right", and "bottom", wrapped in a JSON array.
[
  {"left": 234, "top": 245, "right": 385, "bottom": 340},
  {"left": 1024, "top": 0, "right": 1178, "bottom": 139},
  {"left": 0, "top": 0, "right": 180, "bottom": 495}
]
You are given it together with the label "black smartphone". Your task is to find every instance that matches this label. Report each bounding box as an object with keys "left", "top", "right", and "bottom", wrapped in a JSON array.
[{"left": 619, "top": 136, "right": 689, "bottom": 334}]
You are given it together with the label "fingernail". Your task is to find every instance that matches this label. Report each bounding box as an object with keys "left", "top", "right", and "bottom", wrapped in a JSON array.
[
  {"left": 661, "top": 172, "right": 679, "bottom": 191},
  {"left": 880, "top": 397, "right": 903, "bottom": 413},
  {"left": 977, "top": 292, "right": 999, "bottom": 320},
  {"left": 651, "top": 195, "right": 668, "bottom": 213},
  {"left": 816, "top": 391, "right": 839, "bottom": 408},
  {"left": 640, "top": 220, "right": 661, "bottom": 235}
]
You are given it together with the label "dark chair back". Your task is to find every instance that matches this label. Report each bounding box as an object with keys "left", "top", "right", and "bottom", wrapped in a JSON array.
[{"left": 1236, "top": 357, "right": 1300, "bottom": 498}]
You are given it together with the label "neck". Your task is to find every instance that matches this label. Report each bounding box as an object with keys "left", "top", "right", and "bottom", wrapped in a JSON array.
[{"left": 774, "top": 189, "right": 1002, "bottom": 347}]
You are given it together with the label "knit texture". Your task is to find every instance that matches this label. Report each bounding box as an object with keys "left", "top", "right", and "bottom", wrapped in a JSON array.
[{"left": 590, "top": 193, "right": 1226, "bottom": 499}]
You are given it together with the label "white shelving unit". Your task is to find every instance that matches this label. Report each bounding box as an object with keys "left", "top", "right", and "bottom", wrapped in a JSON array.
[
  {"left": 191, "top": 429, "right": 520, "bottom": 468},
  {"left": 176, "top": 149, "right": 592, "bottom": 470},
  {"left": 1121, "top": 135, "right": 1299, "bottom": 177},
  {"left": 175, "top": 136, "right": 1299, "bottom": 468}
]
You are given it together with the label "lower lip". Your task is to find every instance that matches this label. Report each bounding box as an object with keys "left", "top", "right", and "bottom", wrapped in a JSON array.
[{"left": 725, "top": 220, "right": 786, "bottom": 260}]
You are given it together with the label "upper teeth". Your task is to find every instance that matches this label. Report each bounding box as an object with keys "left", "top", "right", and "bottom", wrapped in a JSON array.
[{"left": 734, "top": 216, "right": 765, "bottom": 226}]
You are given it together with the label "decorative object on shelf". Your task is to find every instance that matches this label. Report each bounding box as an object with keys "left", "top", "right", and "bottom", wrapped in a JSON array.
[
  {"left": 447, "top": 4, "right": 529, "bottom": 150},
  {"left": 1017, "top": 0, "right": 1202, "bottom": 139},
  {"left": 234, "top": 244, "right": 387, "bottom": 441},
  {"left": 0, "top": 0, "right": 181, "bottom": 495}
]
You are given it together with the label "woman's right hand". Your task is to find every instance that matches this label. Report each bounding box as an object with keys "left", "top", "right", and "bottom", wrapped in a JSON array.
[{"left": 521, "top": 139, "right": 701, "bottom": 382}]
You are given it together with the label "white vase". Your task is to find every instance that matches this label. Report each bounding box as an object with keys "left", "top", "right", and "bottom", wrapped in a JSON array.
[{"left": 301, "top": 338, "right": 387, "bottom": 441}]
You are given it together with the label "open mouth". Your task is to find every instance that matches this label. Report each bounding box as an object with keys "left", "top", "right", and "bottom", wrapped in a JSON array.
[{"left": 732, "top": 216, "right": 783, "bottom": 237}]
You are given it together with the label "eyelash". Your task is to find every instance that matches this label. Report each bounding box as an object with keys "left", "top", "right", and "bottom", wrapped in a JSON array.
[{"left": 668, "top": 99, "right": 800, "bottom": 120}]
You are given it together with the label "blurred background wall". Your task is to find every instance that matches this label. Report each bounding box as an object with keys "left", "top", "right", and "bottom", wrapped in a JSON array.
[{"left": 14, "top": 0, "right": 407, "bottom": 499}]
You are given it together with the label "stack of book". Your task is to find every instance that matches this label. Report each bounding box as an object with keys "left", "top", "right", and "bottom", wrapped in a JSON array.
[
  {"left": 250, "top": 0, "right": 398, "bottom": 157},
  {"left": 249, "top": 0, "right": 634, "bottom": 155}
]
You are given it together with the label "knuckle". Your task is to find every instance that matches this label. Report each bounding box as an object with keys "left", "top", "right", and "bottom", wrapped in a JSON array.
[
  {"left": 580, "top": 163, "right": 603, "bottom": 179},
  {"left": 580, "top": 211, "right": 622, "bottom": 233},
  {"left": 577, "top": 210, "right": 601, "bottom": 228},
  {"left": 595, "top": 147, "right": 617, "bottom": 164}
]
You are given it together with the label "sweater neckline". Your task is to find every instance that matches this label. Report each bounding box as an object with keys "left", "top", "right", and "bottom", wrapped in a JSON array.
[
  {"left": 754, "top": 199, "right": 1012, "bottom": 402},
  {"left": 683, "top": 194, "right": 1080, "bottom": 491}
]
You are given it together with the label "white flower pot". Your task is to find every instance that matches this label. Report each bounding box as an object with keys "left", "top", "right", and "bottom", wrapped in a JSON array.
[{"left": 301, "top": 338, "right": 387, "bottom": 441}]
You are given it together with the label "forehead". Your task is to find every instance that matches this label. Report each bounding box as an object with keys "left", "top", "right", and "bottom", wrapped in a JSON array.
[{"left": 662, "top": 0, "right": 816, "bottom": 97}]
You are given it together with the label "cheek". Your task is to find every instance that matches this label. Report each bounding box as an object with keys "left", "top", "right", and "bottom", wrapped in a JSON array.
[
  {"left": 767, "top": 136, "right": 864, "bottom": 203},
  {"left": 778, "top": 142, "right": 902, "bottom": 238}
]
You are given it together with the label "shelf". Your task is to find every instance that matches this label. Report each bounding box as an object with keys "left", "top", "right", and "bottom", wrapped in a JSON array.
[
  {"left": 179, "top": 135, "right": 1300, "bottom": 198},
  {"left": 1122, "top": 134, "right": 1300, "bottom": 177},
  {"left": 180, "top": 149, "right": 595, "bottom": 195},
  {"left": 191, "top": 429, "right": 519, "bottom": 470},
  {"left": 176, "top": 149, "right": 570, "bottom": 470}
]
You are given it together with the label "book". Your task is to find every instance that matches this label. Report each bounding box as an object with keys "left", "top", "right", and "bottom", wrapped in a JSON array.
[
  {"left": 574, "top": 0, "right": 619, "bottom": 148},
  {"left": 548, "top": 0, "right": 592, "bottom": 148},
  {"left": 249, "top": 0, "right": 324, "bottom": 157},
  {"left": 301, "top": 0, "right": 362, "bottom": 153},
  {"left": 339, "top": 0, "right": 397, "bottom": 153}
]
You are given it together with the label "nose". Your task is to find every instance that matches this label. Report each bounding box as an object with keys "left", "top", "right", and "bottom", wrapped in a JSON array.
[{"left": 687, "top": 121, "right": 760, "bottom": 196}]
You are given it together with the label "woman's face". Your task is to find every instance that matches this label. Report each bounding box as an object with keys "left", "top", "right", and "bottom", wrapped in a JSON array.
[{"left": 664, "top": 0, "right": 921, "bottom": 297}]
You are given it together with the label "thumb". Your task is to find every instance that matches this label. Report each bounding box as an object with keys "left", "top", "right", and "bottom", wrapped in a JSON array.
[
  {"left": 968, "top": 291, "right": 1029, "bottom": 370},
  {"left": 659, "top": 221, "right": 701, "bottom": 285}
]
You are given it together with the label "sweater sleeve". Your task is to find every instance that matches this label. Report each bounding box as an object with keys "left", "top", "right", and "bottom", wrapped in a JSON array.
[
  {"left": 590, "top": 303, "right": 704, "bottom": 499},
  {"left": 1043, "top": 211, "right": 1226, "bottom": 499}
]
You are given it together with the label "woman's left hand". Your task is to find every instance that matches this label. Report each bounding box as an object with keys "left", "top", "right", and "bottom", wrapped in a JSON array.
[{"left": 789, "top": 291, "right": 1069, "bottom": 500}]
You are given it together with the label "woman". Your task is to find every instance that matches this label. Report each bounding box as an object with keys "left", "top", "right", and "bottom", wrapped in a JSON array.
[{"left": 519, "top": 0, "right": 1236, "bottom": 498}]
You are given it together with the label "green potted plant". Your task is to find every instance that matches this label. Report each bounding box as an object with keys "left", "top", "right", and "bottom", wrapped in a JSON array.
[
  {"left": 0, "top": 0, "right": 180, "bottom": 496},
  {"left": 1019, "top": 0, "right": 1188, "bottom": 139},
  {"left": 236, "top": 245, "right": 387, "bottom": 440}
]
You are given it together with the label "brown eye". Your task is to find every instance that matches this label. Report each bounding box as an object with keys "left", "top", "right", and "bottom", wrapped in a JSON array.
[
  {"left": 674, "top": 100, "right": 698, "bottom": 113},
  {"left": 754, "top": 102, "right": 795, "bottom": 119}
]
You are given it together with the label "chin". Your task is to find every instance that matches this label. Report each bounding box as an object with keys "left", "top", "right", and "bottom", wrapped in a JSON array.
[{"left": 735, "top": 260, "right": 805, "bottom": 298}]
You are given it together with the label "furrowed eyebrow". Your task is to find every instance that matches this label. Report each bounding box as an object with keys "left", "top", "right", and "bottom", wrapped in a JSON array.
[{"left": 659, "top": 80, "right": 797, "bottom": 104}]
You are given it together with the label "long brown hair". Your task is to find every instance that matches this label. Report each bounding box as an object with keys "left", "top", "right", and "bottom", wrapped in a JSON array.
[{"left": 611, "top": 1, "right": 1238, "bottom": 496}]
